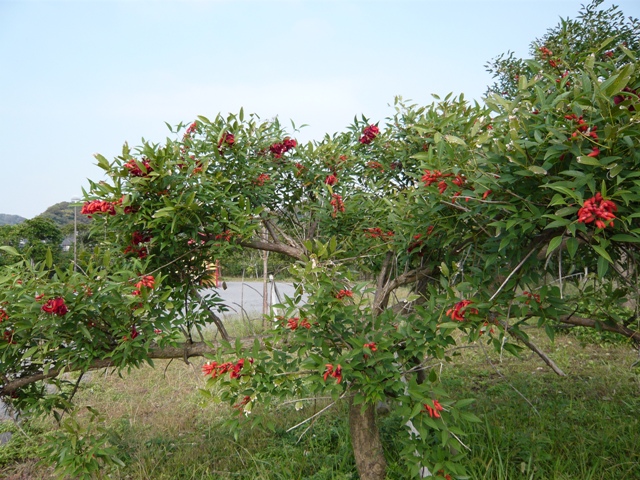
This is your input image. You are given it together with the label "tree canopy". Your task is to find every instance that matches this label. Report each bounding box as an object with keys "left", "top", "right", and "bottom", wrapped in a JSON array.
[{"left": 1, "top": 1, "right": 639, "bottom": 478}]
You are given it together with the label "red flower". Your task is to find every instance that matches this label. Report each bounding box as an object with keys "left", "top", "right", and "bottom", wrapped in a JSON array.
[
  {"left": 421, "top": 170, "right": 451, "bottom": 187},
  {"left": 330, "top": 194, "right": 345, "bottom": 217},
  {"left": 124, "top": 158, "right": 153, "bottom": 177},
  {"left": 217, "top": 132, "right": 235, "bottom": 153},
  {"left": 359, "top": 124, "right": 380, "bottom": 144},
  {"left": 283, "top": 137, "right": 297, "bottom": 150},
  {"left": 202, "top": 362, "right": 218, "bottom": 376},
  {"left": 367, "top": 161, "right": 384, "bottom": 171},
  {"left": 445, "top": 300, "right": 477, "bottom": 322},
  {"left": 254, "top": 173, "right": 270, "bottom": 186},
  {"left": 363, "top": 342, "right": 377, "bottom": 352},
  {"left": 130, "top": 326, "right": 139, "bottom": 339},
  {"left": 81, "top": 199, "right": 118, "bottom": 216},
  {"left": 335, "top": 289, "right": 353, "bottom": 300},
  {"left": 299, "top": 318, "right": 311, "bottom": 329},
  {"left": 482, "top": 190, "right": 492, "bottom": 200},
  {"left": 523, "top": 291, "right": 541, "bottom": 304},
  {"left": 323, "top": 364, "right": 342, "bottom": 383},
  {"left": 0, "top": 309, "right": 8, "bottom": 322},
  {"left": 437, "top": 179, "right": 448, "bottom": 194},
  {"left": 364, "top": 227, "right": 394, "bottom": 239},
  {"left": 452, "top": 174, "right": 465, "bottom": 187},
  {"left": 41, "top": 297, "right": 68, "bottom": 316},
  {"left": 185, "top": 121, "right": 198, "bottom": 137},
  {"left": 422, "top": 399, "right": 444, "bottom": 418},
  {"left": 324, "top": 174, "right": 338, "bottom": 186},
  {"left": 287, "top": 317, "right": 299, "bottom": 330},
  {"left": 3, "top": 330, "right": 16, "bottom": 344},
  {"left": 586, "top": 147, "right": 600, "bottom": 157},
  {"left": 577, "top": 192, "right": 617, "bottom": 228},
  {"left": 133, "top": 275, "right": 155, "bottom": 295}
]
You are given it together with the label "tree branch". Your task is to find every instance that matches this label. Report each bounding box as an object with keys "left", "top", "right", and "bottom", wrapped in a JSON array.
[
  {"left": 239, "top": 239, "right": 304, "bottom": 260},
  {"left": 558, "top": 314, "right": 640, "bottom": 346},
  {"left": 0, "top": 342, "right": 218, "bottom": 397}
]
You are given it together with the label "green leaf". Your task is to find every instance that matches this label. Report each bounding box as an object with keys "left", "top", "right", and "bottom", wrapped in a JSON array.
[
  {"left": 546, "top": 236, "right": 563, "bottom": 257},
  {"left": 444, "top": 134, "right": 466, "bottom": 146},
  {"left": 592, "top": 244, "right": 613, "bottom": 264},
  {"left": 610, "top": 234, "right": 640, "bottom": 244},
  {"left": 410, "top": 152, "right": 430, "bottom": 161},
  {"left": 576, "top": 155, "right": 601, "bottom": 166},
  {"left": 0, "top": 246, "right": 20, "bottom": 256},
  {"left": 566, "top": 237, "right": 579, "bottom": 258},
  {"left": 528, "top": 166, "right": 547, "bottom": 175}
]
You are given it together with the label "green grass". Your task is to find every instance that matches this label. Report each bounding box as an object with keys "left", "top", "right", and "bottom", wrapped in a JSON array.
[{"left": 1, "top": 328, "right": 639, "bottom": 479}]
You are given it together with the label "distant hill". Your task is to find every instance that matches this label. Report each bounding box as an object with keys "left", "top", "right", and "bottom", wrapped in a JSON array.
[
  {"left": 38, "top": 202, "right": 91, "bottom": 228},
  {"left": 0, "top": 213, "right": 26, "bottom": 225}
]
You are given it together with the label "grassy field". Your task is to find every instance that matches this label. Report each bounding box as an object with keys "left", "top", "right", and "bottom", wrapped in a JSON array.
[{"left": 1, "top": 325, "right": 639, "bottom": 479}]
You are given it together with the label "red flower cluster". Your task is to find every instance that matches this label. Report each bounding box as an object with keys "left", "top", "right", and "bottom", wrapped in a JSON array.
[
  {"left": 523, "top": 291, "right": 541, "bottom": 304},
  {"left": 367, "top": 161, "right": 384, "bottom": 171},
  {"left": 359, "top": 125, "right": 380, "bottom": 144},
  {"left": 363, "top": 342, "right": 377, "bottom": 352},
  {"left": 132, "top": 275, "right": 155, "bottom": 296},
  {"left": 565, "top": 113, "right": 598, "bottom": 141},
  {"left": 364, "top": 227, "right": 394, "bottom": 239},
  {"left": 335, "top": 289, "right": 353, "bottom": 300},
  {"left": 41, "top": 297, "right": 68, "bottom": 316},
  {"left": 452, "top": 174, "right": 465, "bottom": 187},
  {"left": 81, "top": 198, "right": 120, "bottom": 216},
  {"left": 577, "top": 192, "right": 617, "bottom": 229},
  {"left": 269, "top": 138, "right": 297, "bottom": 158},
  {"left": 330, "top": 194, "right": 345, "bottom": 217},
  {"left": 254, "top": 173, "right": 270, "bottom": 186},
  {"left": 323, "top": 364, "right": 342, "bottom": 383},
  {"left": 407, "top": 227, "right": 434, "bottom": 255},
  {"left": 185, "top": 121, "right": 198, "bottom": 137},
  {"left": 287, "top": 317, "right": 311, "bottom": 330},
  {"left": 124, "top": 231, "right": 151, "bottom": 258},
  {"left": 217, "top": 132, "right": 235, "bottom": 153},
  {"left": 614, "top": 86, "right": 638, "bottom": 111},
  {"left": 556, "top": 70, "right": 570, "bottom": 86},
  {"left": 3, "top": 330, "right": 16, "bottom": 344},
  {"left": 214, "top": 230, "right": 235, "bottom": 242},
  {"left": 446, "top": 300, "right": 477, "bottom": 322},
  {"left": 294, "top": 162, "right": 306, "bottom": 176},
  {"left": 421, "top": 170, "right": 453, "bottom": 194},
  {"left": 124, "top": 158, "right": 153, "bottom": 177},
  {"left": 202, "top": 358, "right": 252, "bottom": 379},
  {"left": 422, "top": 399, "right": 444, "bottom": 418},
  {"left": 0, "top": 309, "right": 8, "bottom": 322},
  {"left": 324, "top": 174, "right": 338, "bottom": 186}
]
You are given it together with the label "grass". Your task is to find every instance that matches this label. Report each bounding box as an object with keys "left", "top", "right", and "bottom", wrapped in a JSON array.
[{"left": 1, "top": 326, "right": 639, "bottom": 479}]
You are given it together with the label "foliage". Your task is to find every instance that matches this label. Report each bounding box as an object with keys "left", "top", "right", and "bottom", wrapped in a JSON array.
[{"left": 0, "top": 1, "right": 639, "bottom": 478}]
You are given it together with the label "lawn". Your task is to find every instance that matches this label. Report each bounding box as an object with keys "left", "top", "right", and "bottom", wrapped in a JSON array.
[{"left": 1, "top": 325, "right": 638, "bottom": 479}]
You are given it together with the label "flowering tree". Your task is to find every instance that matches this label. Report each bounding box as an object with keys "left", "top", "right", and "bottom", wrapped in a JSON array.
[{"left": 1, "top": 2, "right": 640, "bottom": 478}]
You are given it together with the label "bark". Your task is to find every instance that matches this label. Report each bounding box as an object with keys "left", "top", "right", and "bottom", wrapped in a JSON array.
[{"left": 349, "top": 397, "right": 387, "bottom": 480}]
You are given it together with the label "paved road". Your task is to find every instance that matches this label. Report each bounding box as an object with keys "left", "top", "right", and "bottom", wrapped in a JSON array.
[{"left": 202, "top": 280, "right": 299, "bottom": 318}]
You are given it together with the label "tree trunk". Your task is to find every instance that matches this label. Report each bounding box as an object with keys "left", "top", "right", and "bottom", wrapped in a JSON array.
[{"left": 349, "top": 397, "right": 387, "bottom": 480}]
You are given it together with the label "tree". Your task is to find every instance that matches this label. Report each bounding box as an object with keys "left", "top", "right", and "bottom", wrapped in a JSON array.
[
  {"left": 1, "top": 2, "right": 639, "bottom": 478},
  {"left": 0, "top": 217, "right": 63, "bottom": 266}
]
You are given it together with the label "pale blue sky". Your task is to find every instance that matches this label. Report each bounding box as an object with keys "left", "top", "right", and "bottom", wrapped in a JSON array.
[{"left": 1, "top": 0, "right": 638, "bottom": 219}]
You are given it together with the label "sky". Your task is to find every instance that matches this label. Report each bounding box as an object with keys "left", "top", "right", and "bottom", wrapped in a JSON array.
[{"left": 1, "top": 0, "right": 639, "bottom": 219}]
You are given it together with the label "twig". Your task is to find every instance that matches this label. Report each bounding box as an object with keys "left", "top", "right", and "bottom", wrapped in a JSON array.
[
  {"left": 489, "top": 247, "right": 538, "bottom": 302},
  {"left": 285, "top": 391, "right": 347, "bottom": 433}
]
